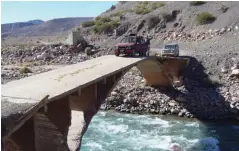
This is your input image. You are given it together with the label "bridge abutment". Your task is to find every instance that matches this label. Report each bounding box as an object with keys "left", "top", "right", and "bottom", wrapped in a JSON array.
[
  {"left": 34, "top": 97, "right": 71, "bottom": 151},
  {"left": 67, "top": 72, "right": 124, "bottom": 150},
  {"left": 137, "top": 58, "right": 188, "bottom": 87}
]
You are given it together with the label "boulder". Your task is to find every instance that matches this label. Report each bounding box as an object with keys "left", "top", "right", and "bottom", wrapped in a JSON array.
[
  {"left": 230, "top": 69, "right": 239, "bottom": 77},
  {"left": 235, "top": 26, "right": 238, "bottom": 30},
  {"left": 221, "top": 67, "right": 228, "bottom": 73}
]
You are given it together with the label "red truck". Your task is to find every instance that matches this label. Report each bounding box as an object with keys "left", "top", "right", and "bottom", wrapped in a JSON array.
[{"left": 114, "top": 34, "right": 150, "bottom": 57}]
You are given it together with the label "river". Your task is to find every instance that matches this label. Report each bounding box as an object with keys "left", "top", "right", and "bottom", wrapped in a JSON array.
[{"left": 81, "top": 111, "right": 239, "bottom": 151}]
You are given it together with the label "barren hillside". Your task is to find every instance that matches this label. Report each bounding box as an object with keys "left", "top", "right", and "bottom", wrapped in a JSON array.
[
  {"left": 2, "top": 17, "right": 93, "bottom": 39},
  {"left": 1, "top": 20, "right": 44, "bottom": 35}
]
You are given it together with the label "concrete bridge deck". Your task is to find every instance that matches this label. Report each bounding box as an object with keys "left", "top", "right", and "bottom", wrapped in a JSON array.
[
  {"left": 2, "top": 55, "right": 145, "bottom": 138},
  {"left": 1, "top": 55, "right": 190, "bottom": 151}
]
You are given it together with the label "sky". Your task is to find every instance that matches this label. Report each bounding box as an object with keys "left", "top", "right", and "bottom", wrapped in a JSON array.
[{"left": 1, "top": 1, "right": 118, "bottom": 24}]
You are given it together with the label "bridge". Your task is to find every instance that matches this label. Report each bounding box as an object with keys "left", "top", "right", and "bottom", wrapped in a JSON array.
[{"left": 1, "top": 55, "right": 190, "bottom": 151}]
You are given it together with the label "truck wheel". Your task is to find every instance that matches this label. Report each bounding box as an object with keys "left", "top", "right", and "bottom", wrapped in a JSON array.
[
  {"left": 131, "top": 50, "right": 136, "bottom": 57},
  {"left": 115, "top": 52, "right": 119, "bottom": 56}
]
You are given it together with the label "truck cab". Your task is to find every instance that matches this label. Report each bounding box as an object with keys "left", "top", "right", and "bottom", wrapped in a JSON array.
[
  {"left": 114, "top": 34, "right": 149, "bottom": 57},
  {"left": 161, "top": 43, "right": 179, "bottom": 57}
]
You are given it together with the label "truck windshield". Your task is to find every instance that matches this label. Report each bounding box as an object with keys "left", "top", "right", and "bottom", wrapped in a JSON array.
[
  {"left": 164, "top": 45, "right": 175, "bottom": 49},
  {"left": 120, "top": 37, "right": 136, "bottom": 43}
]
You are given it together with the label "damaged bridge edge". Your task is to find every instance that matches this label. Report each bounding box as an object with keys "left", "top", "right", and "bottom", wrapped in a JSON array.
[{"left": 1, "top": 95, "right": 49, "bottom": 142}]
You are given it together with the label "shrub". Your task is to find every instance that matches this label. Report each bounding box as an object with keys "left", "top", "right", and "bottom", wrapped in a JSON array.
[
  {"left": 76, "top": 27, "right": 81, "bottom": 31},
  {"left": 95, "top": 16, "right": 101, "bottom": 21},
  {"left": 147, "top": 15, "right": 161, "bottom": 29},
  {"left": 110, "top": 11, "right": 124, "bottom": 17},
  {"left": 190, "top": 1, "right": 206, "bottom": 6},
  {"left": 196, "top": 12, "right": 216, "bottom": 25},
  {"left": 110, "top": 20, "right": 121, "bottom": 27},
  {"left": 85, "top": 47, "right": 93, "bottom": 56},
  {"left": 143, "top": 1, "right": 149, "bottom": 5},
  {"left": 81, "top": 21, "right": 95, "bottom": 27},
  {"left": 126, "top": 9, "right": 133, "bottom": 12},
  {"left": 133, "top": 2, "right": 152, "bottom": 14},
  {"left": 19, "top": 66, "right": 32, "bottom": 74},
  {"left": 92, "top": 16, "right": 121, "bottom": 34},
  {"left": 137, "top": 20, "right": 145, "bottom": 31},
  {"left": 134, "top": 7, "right": 152, "bottom": 14},
  {"left": 203, "top": 77, "right": 222, "bottom": 87},
  {"left": 119, "top": 1, "right": 127, "bottom": 4},
  {"left": 93, "top": 21, "right": 120, "bottom": 34},
  {"left": 100, "top": 17, "right": 111, "bottom": 23},
  {"left": 220, "top": 5, "right": 229, "bottom": 13},
  {"left": 162, "top": 12, "right": 174, "bottom": 22},
  {"left": 152, "top": 2, "right": 165, "bottom": 10},
  {"left": 94, "top": 16, "right": 111, "bottom": 26}
]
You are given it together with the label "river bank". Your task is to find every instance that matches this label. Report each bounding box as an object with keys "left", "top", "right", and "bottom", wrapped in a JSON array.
[{"left": 101, "top": 64, "right": 239, "bottom": 120}]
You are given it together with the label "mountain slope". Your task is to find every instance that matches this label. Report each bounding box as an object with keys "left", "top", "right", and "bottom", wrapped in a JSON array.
[
  {"left": 1, "top": 20, "right": 44, "bottom": 34},
  {"left": 2, "top": 17, "right": 93, "bottom": 38},
  {"left": 100, "top": 1, "right": 239, "bottom": 33}
]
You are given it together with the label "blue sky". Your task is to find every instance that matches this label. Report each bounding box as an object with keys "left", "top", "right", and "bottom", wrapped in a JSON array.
[{"left": 1, "top": 1, "right": 118, "bottom": 24}]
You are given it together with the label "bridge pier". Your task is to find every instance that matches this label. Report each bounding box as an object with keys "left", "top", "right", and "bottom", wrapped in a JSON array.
[
  {"left": 34, "top": 97, "right": 71, "bottom": 151},
  {"left": 67, "top": 71, "right": 124, "bottom": 150}
]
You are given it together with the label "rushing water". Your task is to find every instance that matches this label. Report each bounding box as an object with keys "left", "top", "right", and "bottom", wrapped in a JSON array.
[{"left": 81, "top": 111, "right": 239, "bottom": 151}]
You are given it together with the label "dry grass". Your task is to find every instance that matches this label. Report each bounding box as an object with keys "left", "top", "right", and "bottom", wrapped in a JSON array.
[{"left": 196, "top": 12, "right": 216, "bottom": 25}]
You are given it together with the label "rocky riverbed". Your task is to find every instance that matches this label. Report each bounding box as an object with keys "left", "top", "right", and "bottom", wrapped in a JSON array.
[
  {"left": 102, "top": 65, "right": 239, "bottom": 120},
  {"left": 1, "top": 44, "right": 113, "bottom": 66}
]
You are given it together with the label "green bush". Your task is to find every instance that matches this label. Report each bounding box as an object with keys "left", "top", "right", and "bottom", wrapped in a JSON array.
[
  {"left": 220, "top": 5, "right": 229, "bottom": 13},
  {"left": 95, "top": 16, "right": 101, "bottom": 21},
  {"left": 92, "top": 16, "right": 121, "bottom": 34},
  {"left": 132, "top": 2, "right": 152, "bottom": 14},
  {"left": 81, "top": 21, "right": 95, "bottom": 27},
  {"left": 126, "top": 9, "right": 133, "bottom": 12},
  {"left": 19, "top": 66, "right": 32, "bottom": 74},
  {"left": 110, "top": 20, "right": 121, "bottom": 27},
  {"left": 85, "top": 47, "right": 93, "bottom": 56},
  {"left": 190, "top": 1, "right": 206, "bottom": 6},
  {"left": 119, "top": 1, "right": 127, "bottom": 4},
  {"left": 162, "top": 12, "right": 174, "bottom": 22},
  {"left": 100, "top": 17, "right": 111, "bottom": 22},
  {"left": 94, "top": 17, "right": 111, "bottom": 25},
  {"left": 134, "top": 7, "right": 152, "bottom": 14},
  {"left": 147, "top": 15, "right": 161, "bottom": 29},
  {"left": 196, "top": 12, "right": 216, "bottom": 25},
  {"left": 110, "top": 11, "right": 124, "bottom": 17},
  {"left": 93, "top": 20, "right": 120, "bottom": 34},
  {"left": 76, "top": 27, "right": 81, "bottom": 31},
  {"left": 142, "top": 1, "right": 149, "bottom": 5},
  {"left": 152, "top": 2, "right": 165, "bottom": 10},
  {"left": 203, "top": 77, "right": 222, "bottom": 87}
]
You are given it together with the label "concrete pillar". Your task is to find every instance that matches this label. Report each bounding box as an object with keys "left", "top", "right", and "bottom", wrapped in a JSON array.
[
  {"left": 67, "top": 72, "right": 124, "bottom": 150},
  {"left": 34, "top": 97, "right": 71, "bottom": 151}
]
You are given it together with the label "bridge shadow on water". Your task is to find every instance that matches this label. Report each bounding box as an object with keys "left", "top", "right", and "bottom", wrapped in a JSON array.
[{"left": 152, "top": 56, "right": 239, "bottom": 151}]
